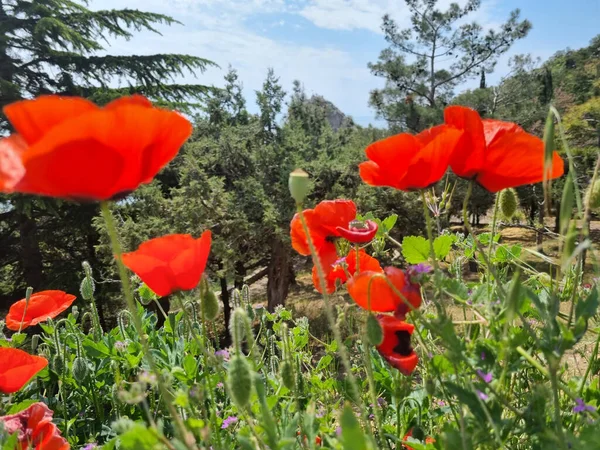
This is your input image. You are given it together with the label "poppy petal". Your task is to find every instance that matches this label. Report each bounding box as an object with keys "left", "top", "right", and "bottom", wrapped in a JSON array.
[
  {"left": 17, "top": 103, "right": 191, "bottom": 200},
  {"left": 445, "top": 106, "right": 486, "bottom": 178},
  {"left": 312, "top": 243, "right": 340, "bottom": 294},
  {"left": 477, "top": 131, "right": 565, "bottom": 192},
  {"left": 170, "top": 230, "right": 212, "bottom": 292},
  {"left": 105, "top": 95, "right": 153, "bottom": 109},
  {"left": 400, "top": 126, "right": 462, "bottom": 189},
  {"left": 311, "top": 200, "right": 357, "bottom": 236},
  {"left": 4, "top": 96, "right": 98, "bottom": 145},
  {"left": 360, "top": 134, "right": 420, "bottom": 189},
  {"left": 0, "top": 134, "right": 26, "bottom": 191},
  {"left": 346, "top": 249, "right": 383, "bottom": 277},
  {"left": 0, "top": 348, "right": 48, "bottom": 393},
  {"left": 5, "top": 290, "right": 76, "bottom": 331}
]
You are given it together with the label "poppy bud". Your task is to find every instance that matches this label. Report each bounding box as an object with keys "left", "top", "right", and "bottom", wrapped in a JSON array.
[
  {"left": 229, "top": 308, "right": 252, "bottom": 352},
  {"left": 280, "top": 360, "right": 295, "bottom": 391},
  {"left": 498, "top": 188, "right": 518, "bottom": 219},
  {"left": 80, "top": 277, "right": 95, "bottom": 301},
  {"left": 31, "top": 334, "right": 40, "bottom": 352},
  {"left": 228, "top": 355, "right": 253, "bottom": 408},
  {"left": 337, "top": 220, "right": 379, "bottom": 244},
  {"left": 72, "top": 356, "right": 89, "bottom": 382},
  {"left": 585, "top": 178, "right": 600, "bottom": 210},
  {"left": 366, "top": 313, "right": 383, "bottom": 346},
  {"left": 71, "top": 305, "right": 79, "bottom": 320},
  {"left": 289, "top": 169, "right": 311, "bottom": 204},
  {"left": 425, "top": 377, "right": 436, "bottom": 397},
  {"left": 53, "top": 354, "right": 64, "bottom": 374},
  {"left": 201, "top": 290, "right": 220, "bottom": 321}
]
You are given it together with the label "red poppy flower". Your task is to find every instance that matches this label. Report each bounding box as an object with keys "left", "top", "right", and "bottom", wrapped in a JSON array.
[
  {"left": 290, "top": 199, "right": 357, "bottom": 256},
  {"left": 346, "top": 267, "right": 421, "bottom": 317},
  {"left": 403, "top": 427, "right": 435, "bottom": 449},
  {"left": 0, "top": 348, "right": 48, "bottom": 394},
  {"left": 5, "top": 290, "right": 76, "bottom": 331},
  {"left": 377, "top": 315, "right": 419, "bottom": 375},
  {"left": 122, "top": 231, "right": 212, "bottom": 297},
  {"left": 336, "top": 220, "right": 378, "bottom": 243},
  {"left": 313, "top": 248, "right": 383, "bottom": 294},
  {"left": 0, "top": 402, "right": 69, "bottom": 449},
  {"left": 0, "top": 95, "right": 192, "bottom": 201},
  {"left": 445, "top": 106, "right": 564, "bottom": 192},
  {"left": 359, "top": 125, "right": 463, "bottom": 191}
]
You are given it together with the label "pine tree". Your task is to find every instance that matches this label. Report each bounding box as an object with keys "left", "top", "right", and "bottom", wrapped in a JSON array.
[
  {"left": 0, "top": 0, "right": 215, "bottom": 310},
  {"left": 368, "top": 0, "right": 531, "bottom": 130}
]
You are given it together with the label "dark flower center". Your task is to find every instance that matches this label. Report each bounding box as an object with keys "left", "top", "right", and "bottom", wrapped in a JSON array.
[{"left": 393, "top": 330, "right": 413, "bottom": 356}]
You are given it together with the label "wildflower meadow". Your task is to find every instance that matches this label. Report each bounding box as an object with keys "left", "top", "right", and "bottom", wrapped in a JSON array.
[{"left": 1, "top": 1, "right": 600, "bottom": 449}]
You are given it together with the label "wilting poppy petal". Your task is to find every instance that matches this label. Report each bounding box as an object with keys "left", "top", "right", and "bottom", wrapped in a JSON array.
[
  {"left": 2, "top": 95, "right": 192, "bottom": 201},
  {"left": 5, "top": 290, "right": 76, "bottom": 331},
  {"left": 290, "top": 199, "right": 357, "bottom": 256},
  {"left": 376, "top": 315, "right": 419, "bottom": 375},
  {"left": 0, "top": 403, "right": 69, "bottom": 449},
  {"left": 347, "top": 267, "right": 420, "bottom": 313},
  {"left": 0, "top": 135, "right": 26, "bottom": 191},
  {"left": 0, "top": 348, "right": 48, "bottom": 393},
  {"left": 336, "top": 220, "right": 378, "bottom": 243},
  {"left": 122, "top": 231, "right": 211, "bottom": 297}
]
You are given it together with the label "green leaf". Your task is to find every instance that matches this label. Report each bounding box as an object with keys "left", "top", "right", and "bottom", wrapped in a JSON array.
[
  {"left": 341, "top": 404, "right": 368, "bottom": 450},
  {"left": 433, "top": 235, "right": 454, "bottom": 260},
  {"left": 6, "top": 400, "right": 37, "bottom": 415},
  {"left": 183, "top": 354, "right": 197, "bottom": 378},
  {"left": 118, "top": 424, "right": 162, "bottom": 450},
  {"left": 382, "top": 214, "right": 398, "bottom": 232},
  {"left": 1, "top": 432, "right": 19, "bottom": 450},
  {"left": 402, "top": 236, "right": 430, "bottom": 264},
  {"left": 576, "top": 286, "right": 599, "bottom": 321},
  {"left": 560, "top": 173, "right": 574, "bottom": 236},
  {"left": 316, "top": 354, "right": 333, "bottom": 371}
]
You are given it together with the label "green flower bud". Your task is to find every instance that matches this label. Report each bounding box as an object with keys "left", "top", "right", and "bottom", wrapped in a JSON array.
[
  {"left": 289, "top": 169, "right": 311, "bottom": 204},
  {"left": 53, "top": 354, "right": 64, "bottom": 374},
  {"left": 499, "top": 188, "right": 518, "bottom": 219},
  {"left": 72, "top": 356, "right": 89, "bottom": 382},
  {"left": 137, "top": 283, "right": 157, "bottom": 306},
  {"left": 366, "top": 314, "right": 383, "bottom": 346},
  {"left": 229, "top": 308, "right": 252, "bottom": 352},
  {"left": 80, "top": 277, "right": 95, "bottom": 301},
  {"left": 228, "top": 355, "right": 253, "bottom": 408},
  {"left": 585, "top": 178, "right": 600, "bottom": 210},
  {"left": 71, "top": 305, "right": 79, "bottom": 320},
  {"left": 201, "top": 290, "right": 220, "bottom": 321},
  {"left": 31, "top": 334, "right": 40, "bottom": 352},
  {"left": 280, "top": 361, "right": 295, "bottom": 391}
]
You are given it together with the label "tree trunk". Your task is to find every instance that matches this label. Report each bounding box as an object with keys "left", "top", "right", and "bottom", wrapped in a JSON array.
[
  {"left": 220, "top": 274, "right": 231, "bottom": 331},
  {"left": 19, "top": 211, "right": 44, "bottom": 290},
  {"left": 234, "top": 260, "right": 245, "bottom": 290},
  {"left": 267, "top": 237, "right": 292, "bottom": 311}
]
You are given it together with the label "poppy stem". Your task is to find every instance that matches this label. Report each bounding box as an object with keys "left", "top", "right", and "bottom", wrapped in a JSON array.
[
  {"left": 99, "top": 201, "right": 195, "bottom": 449},
  {"left": 420, "top": 191, "right": 438, "bottom": 271},
  {"left": 17, "top": 286, "right": 33, "bottom": 334}
]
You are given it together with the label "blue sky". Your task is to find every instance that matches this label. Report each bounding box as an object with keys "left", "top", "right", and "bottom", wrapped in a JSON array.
[{"left": 92, "top": 0, "right": 599, "bottom": 126}]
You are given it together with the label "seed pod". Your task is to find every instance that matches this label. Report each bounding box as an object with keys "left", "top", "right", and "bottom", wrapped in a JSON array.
[
  {"left": 80, "top": 277, "right": 95, "bottom": 301},
  {"left": 499, "top": 188, "right": 518, "bottom": 219},
  {"left": 585, "top": 178, "right": 600, "bottom": 210},
  {"left": 31, "top": 335, "right": 40, "bottom": 352},
  {"left": 201, "top": 290, "right": 220, "bottom": 321},
  {"left": 72, "top": 356, "right": 89, "bottom": 382},
  {"left": 228, "top": 355, "right": 253, "bottom": 408},
  {"left": 366, "top": 314, "right": 383, "bottom": 346},
  {"left": 280, "top": 361, "right": 295, "bottom": 391},
  {"left": 289, "top": 169, "right": 311, "bottom": 204}
]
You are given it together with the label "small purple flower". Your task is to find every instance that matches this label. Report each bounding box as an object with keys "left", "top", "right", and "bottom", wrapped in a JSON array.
[
  {"left": 436, "top": 400, "right": 446, "bottom": 407},
  {"left": 477, "top": 390, "right": 489, "bottom": 401},
  {"left": 215, "top": 349, "right": 230, "bottom": 361},
  {"left": 407, "top": 263, "right": 432, "bottom": 281},
  {"left": 334, "top": 256, "right": 347, "bottom": 266},
  {"left": 369, "top": 413, "right": 375, "bottom": 420},
  {"left": 467, "top": 300, "right": 473, "bottom": 305},
  {"left": 216, "top": 382, "right": 224, "bottom": 389},
  {"left": 573, "top": 398, "right": 596, "bottom": 414},
  {"left": 114, "top": 341, "right": 127, "bottom": 351},
  {"left": 481, "top": 352, "right": 486, "bottom": 361},
  {"left": 221, "top": 416, "right": 238, "bottom": 429},
  {"left": 82, "top": 444, "right": 98, "bottom": 450},
  {"left": 335, "top": 427, "right": 342, "bottom": 436},
  {"left": 377, "top": 397, "right": 387, "bottom": 408},
  {"left": 138, "top": 370, "right": 157, "bottom": 384},
  {"left": 477, "top": 370, "right": 493, "bottom": 384}
]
